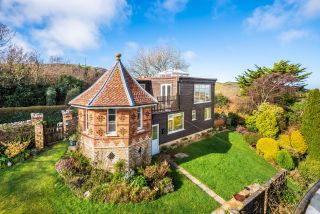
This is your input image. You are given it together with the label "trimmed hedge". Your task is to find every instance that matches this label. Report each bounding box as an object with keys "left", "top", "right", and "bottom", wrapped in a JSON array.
[
  {"left": 256, "top": 138, "right": 279, "bottom": 161},
  {"left": 0, "top": 105, "right": 66, "bottom": 125}
]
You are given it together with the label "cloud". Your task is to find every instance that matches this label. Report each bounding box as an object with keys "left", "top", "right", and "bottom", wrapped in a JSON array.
[
  {"left": 123, "top": 41, "right": 140, "bottom": 57},
  {"left": 244, "top": 0, "right": 320, "bottom": 32},
  {"left": 182, "top": 50, "right": 197, "bottom": 60},
  {"left": 279, "top": 30, "right": 310, "bottom": 43},
  {"left": 0, "top": 0, "right": 131, "bottom": 56},
  {"left": 146, "top": 0, "right": 189, "bottom": 21},
  {"left": 11, "top": 34, "right": 34, "bottom": 52}
]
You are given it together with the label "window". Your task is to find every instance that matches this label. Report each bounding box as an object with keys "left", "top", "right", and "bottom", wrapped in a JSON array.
[
  {"left": 204, "top": 107, "right": 212, "bottom": 120},
  {"left": 194, "top": 84, "right": 211, "bottom": 103},
  {"left": 140, "top": 84, "right": 146, "bottom": 89},
  {"left": 192, "top": 110, "right": 196, "bottom": 121},
  {"left": 161, "top": 84, "right": 171, "bottom": 97},
  {"left": 107, "top": 109, "right": 116, "bottom": 134},
  {"left": 168, "top": 112, "right": 184, "bottom": 134},
  {"left": 137, "top": 107, "right": 143, "bottom": 130}
]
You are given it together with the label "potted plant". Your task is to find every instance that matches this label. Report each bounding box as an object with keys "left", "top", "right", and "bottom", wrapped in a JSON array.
[{"left": 68, "top": 134, "right": 77, "bottom": 146}]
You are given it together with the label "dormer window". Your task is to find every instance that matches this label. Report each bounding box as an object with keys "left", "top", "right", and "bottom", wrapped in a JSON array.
[
  {"left": 138, "top": 107, "right": 143, "bottom": 130},
  {"left": 107, "top": 109, "right": 116, "bottom": 134}
]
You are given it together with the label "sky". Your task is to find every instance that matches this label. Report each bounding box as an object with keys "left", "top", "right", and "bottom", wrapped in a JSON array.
[{"left": 0, "top": 0, "right": 319, "bottom": 88}]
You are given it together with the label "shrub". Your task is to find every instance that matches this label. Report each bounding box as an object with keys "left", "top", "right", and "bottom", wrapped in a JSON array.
[
  {"left": 55, "top": 158, "right": 76, "bottom": 175},
  {"left": 243, "top": 132, "right": 261, "bottom": 145},
  {"left": 301, "top": 89, "right": 320, "bottom": 161},
  {"left": 226, "top": 112, "right": 241, "bottom": 127},
  {"left": 298, "top": 157, "right": 320, "bottom": 182},
  {"left": 256, "top": 138, "right": 279, "bottom": 160},
  {"left": 4, "top": 138, "right": 31, "bottom": 158},
  {"left": 290, "top": 130, "right": 307, "bottom": 155},
  {"left": 46, "top": 87, "right": 57, "bottom": 106},
  {"left": 215, "top": 94, "right": 229, "bottom": 108},
  {"left": 245, "top": 103, "right": 284, "bottom": 138},
  {"left": 155, "top": 177, "right": 174, "bottom": 195},
  {"left": 214, "top": 118, "right": 225, "bottom": 129},
  {"left": 130, "top": 175, "right": 147, "bottom": 188},
  {"left": 276, "top": 150, "right": 295, "bottom": 170},
  {"left": 278, "top": 134, "right": 291, "bottom": 148}
]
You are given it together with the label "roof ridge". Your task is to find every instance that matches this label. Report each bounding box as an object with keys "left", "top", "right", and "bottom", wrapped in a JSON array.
[
  {"left": 88, "top": 61, "right": 118, "bottom": 106},
  {"left": 118, "top": 61, "right": 135, "bottom": 106}
]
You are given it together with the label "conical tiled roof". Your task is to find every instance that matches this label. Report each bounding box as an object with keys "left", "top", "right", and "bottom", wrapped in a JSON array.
[{"left": 69, "top": 54, "right": 158, "bottom": 108}]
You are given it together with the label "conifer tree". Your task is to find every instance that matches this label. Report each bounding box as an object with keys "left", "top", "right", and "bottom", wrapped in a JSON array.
[{"left": 301, "top": 89, "right": 320, "bottom": 160}]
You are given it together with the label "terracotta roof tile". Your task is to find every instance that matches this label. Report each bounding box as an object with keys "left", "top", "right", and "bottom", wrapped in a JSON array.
[{"left": 69, "top": 59, "right": 157, "bottom": 108}]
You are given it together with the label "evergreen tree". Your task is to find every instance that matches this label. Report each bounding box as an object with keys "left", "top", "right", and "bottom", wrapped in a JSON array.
[
  {"left": 301, "top": 89, "right": 320, "bottom": 160},
  {"left": 236, "top": 60, "right": 311, "bottom": 94}
]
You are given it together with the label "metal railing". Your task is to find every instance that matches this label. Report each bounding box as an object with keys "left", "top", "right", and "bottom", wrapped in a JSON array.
[{"left": 153, "top": 95, "right": 179, "bottom": 112}]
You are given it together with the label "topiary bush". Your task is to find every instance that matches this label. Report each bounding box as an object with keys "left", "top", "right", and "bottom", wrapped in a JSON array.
[
  {"left": 278, "top": 134, "right": 291, "bottom": 148},
  {"left": 301, "top": 89, "right": 320, "bottom": 161},
  {"left": 256, "top": 111, "right": 279, "bottom": 138},
  {"left": 290, "top": 130, "right": 307, "bottom": 155},
  {"left": 256, "top": 138, "right": 279, "bottom": 160},
  {"left": 276, "top": 150, "right": 295, "bottom": 170}
]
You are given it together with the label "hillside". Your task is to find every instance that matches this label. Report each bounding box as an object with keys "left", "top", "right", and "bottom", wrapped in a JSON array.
[{"left": 215, "top": 82, "right": 244, "bottom": 113}]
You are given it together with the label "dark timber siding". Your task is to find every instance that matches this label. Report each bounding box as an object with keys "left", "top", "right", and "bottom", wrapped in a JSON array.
[{"left": 152, "top": 77, "right": 216, "bottom": 145}]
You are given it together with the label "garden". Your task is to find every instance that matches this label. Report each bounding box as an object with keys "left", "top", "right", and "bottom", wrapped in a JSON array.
[{"left": 0, "top": 142, "right": 220, "bottom": 214}]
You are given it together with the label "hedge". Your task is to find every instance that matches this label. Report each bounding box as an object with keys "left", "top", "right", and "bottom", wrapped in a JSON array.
[{"left": 0, "top": 105, "right": 66, "bottom": 125}]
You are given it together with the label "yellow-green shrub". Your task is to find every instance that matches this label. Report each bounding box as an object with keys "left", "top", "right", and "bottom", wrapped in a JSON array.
[
  {"left": 256, "top": 138, "right": 279, "bottom": 160},
  {"left": 290, "top": 130, "right": 307, "bottom": 155},
  {"left": 278, "top": 134, "right": 291, "bottom": 148}
]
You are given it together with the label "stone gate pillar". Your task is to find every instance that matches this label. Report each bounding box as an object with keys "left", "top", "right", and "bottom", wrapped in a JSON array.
[
  {"left": 31, "top": 113, "right": 44, "bottom": 149},
  {"left": 62, "top": 110, "right": 73, "bottom": 136}
]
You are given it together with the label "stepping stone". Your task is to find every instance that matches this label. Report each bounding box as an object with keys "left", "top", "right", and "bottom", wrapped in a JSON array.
[{"left": 174, "top": 153, "right": 189, "bottom": 159}]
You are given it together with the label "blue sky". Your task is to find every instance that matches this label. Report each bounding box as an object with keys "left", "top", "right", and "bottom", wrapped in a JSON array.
[{"left": 0, "top": 0, "right": 319, "bottom": 88}]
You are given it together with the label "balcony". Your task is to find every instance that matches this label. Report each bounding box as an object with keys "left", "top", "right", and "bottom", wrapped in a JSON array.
[{"left": 153, "top": 95, "right": 179, "bottom": 113}]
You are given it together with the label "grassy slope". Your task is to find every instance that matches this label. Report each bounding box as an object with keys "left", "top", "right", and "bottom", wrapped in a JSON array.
[
  {"left": 175, "top": 131, "right": 277, "bottom": 200},
  {"left": 0, "top": 142, "right": 219, "bottom": 214}
]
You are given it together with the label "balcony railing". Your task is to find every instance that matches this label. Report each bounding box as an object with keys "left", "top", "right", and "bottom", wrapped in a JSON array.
[{"left": 153, "top": 95, "right": 179, "bottom": 113}]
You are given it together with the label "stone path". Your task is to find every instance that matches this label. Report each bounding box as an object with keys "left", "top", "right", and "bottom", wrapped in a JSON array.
[{"left": 169, "top": 161, "right": 226, "bottom": 205}]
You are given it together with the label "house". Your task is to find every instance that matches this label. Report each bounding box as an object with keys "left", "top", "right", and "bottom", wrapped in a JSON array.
[
  {"left": 69, "top": 53, "right": 216, "bottom": 170},
  {"left": 137, "top": 73, "right": 216, "bottom": 155}
]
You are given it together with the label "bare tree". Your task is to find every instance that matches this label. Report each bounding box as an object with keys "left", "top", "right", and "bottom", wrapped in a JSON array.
[
  {"left": 247, "top": 73, "right": 299, "bottom": 109},
  {"left": 129, "top": 46, "right": 189, "bottom": 77},
  {"left": 0, "top": 23, "right": 13, "bottom": 48}
]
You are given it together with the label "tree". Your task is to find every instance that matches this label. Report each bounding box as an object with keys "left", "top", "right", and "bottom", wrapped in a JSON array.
[
  {"left": 236, "top": 60, "right": 311, "bottom": 94},
  {"left": 246, "top": 73, "right": 299, "bottom": 108},
  {"left": 56, "top": 75, "right": 83, "bottom": 96},
  {"left": 301, "top": 89, "right": 320, "bottom": 160},
  {"left": 46, "top": 87, "right": 57, "bottom": 106},
  {"left": 129, "top": 46, "right": 189, "bottom": 77},
  {"left": 65, "top": 87, "right": 81, "bottom": 105},
  {"left": 0, "top": 23, "right": 13, "bottom": 49}
]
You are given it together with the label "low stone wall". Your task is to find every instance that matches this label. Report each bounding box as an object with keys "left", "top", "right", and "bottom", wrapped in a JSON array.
[
  {"left": 160, "top": 127, "right": 214, "bottom": 150},
  {"left": 0, "top": 120, "right": 34, "bottom": 143}
]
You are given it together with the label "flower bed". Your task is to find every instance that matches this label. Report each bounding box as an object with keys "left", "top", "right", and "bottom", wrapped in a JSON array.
[{"left": 55, "top": 150, "right": 174, "bottom": 204}]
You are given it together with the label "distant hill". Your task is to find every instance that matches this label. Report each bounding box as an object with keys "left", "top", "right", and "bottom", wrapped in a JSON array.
[
  {"left": 215, "top": 82, "right": 243, "bottom": 113},
  {"left": 37, "top": 64, "right": 106, "bottom": 87}
]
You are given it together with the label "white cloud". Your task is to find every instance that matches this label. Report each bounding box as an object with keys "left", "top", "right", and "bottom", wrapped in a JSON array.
[
  {"left": 183, "top": 50, "right": 197, "bottom": 60},
  {"left": 11, "top": 34, "right": 34, "bottom": 52},
  {"left": 147, "top": 0, "right": 189, "bottom": 21},
  {"left": 0, "top": 0, "right": 131, "bottom": 56},
  {"left": 279, "top": 30, "right": 310, "bottom": 43},
  {"left": 244, "top": 0, "right": 320, "bottom": 31}
]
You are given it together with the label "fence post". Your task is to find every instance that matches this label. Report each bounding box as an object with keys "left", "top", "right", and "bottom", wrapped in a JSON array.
[
  {"left": 31, "top": 113, "right": 44, "bottom": 149},
  {"left": 62, "top": 110, "right": 73, "bottom": 136}
]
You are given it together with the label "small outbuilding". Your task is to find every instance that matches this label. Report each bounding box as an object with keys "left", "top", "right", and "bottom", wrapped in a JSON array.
[{"left": 69, "top": 53, "right": 158, "bottom": 170}]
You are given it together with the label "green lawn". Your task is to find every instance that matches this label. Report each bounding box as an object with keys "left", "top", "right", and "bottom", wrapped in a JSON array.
[
  {"left": 0, "top": 142, "right": 219, "bottom": 214},
  {"left": 175, "top": 131, "right": 278, "bottom": 200}
]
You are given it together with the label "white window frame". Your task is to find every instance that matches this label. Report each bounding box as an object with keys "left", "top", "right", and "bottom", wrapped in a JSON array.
[
  {"left": 192, "top": 109, "right": 197, "bottom": 121},
  {"left": 137, "top": 107, "right": 143, "bottom": 130},
  {"left": 194, "top": 84, "right": 211, "bottom": 104},
  {"left": 168, "top": 112, "right": 184, "bottom": 134},
  {"left": 204, "top": 107, "right": 212, "bottom": 121},
  {"left": 107, "top": 109, "right": 117, "bottom": 135},
  {"left": 161, "top": 84, "right": 172, "bottom": 97}
]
